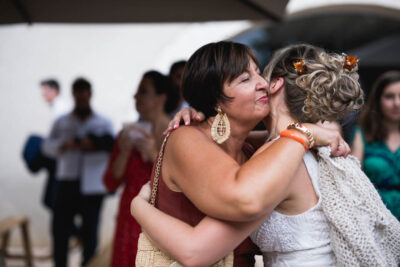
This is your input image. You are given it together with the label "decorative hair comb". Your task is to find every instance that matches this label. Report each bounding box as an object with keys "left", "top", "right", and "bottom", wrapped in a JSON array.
[
  {"left": 343, "top": 53, "right": 359, "bottom": 71},
  {"left": 293, "top": 59, "right": 306, "bottom": 75}
]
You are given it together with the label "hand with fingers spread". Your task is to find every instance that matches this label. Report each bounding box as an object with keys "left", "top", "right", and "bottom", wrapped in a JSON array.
[
  {"left": 304, "top": 123, "right": 350, "bottom": 157},
  {"left": 163, "top": 107, "right": 205, "bottom": 135}
]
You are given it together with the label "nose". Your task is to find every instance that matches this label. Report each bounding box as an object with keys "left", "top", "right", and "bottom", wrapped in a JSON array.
[
  {"left": 255, "top": 74, "right": 268, "bottom": 91},
  {"left": 395, "top": 95, "right": 400, "bottom": 107}
]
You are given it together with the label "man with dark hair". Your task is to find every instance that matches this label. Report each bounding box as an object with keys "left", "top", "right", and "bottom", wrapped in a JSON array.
[
  {"left": 40, "top": 79, "right": 69, "bottom": 121},
  {"left": 41, "top": 79, "right": 60, "bottom": 92},
  {"left": 25, "top": 78, "right": 69, "bottom": 211},
  {"left": 42, "top": 77, "right": 114, "bottom": 267},
  {"left": 168, "top": 60, "right": 189, "bottom": 117}
]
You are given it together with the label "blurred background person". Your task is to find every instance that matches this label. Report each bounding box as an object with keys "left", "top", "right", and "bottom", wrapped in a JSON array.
[
  {"left": 168, "top": 60, "right": 189, "bottom": 117},
  {"left": 42, "top": 77, "right": 114, "bottom": 267},
  {"left": 40, "top": 79, "right": 70, "bottom": 122},
  {"left": 23, "top": 79, "right": 65, "bottom": 213},
  {"left": 103, "top": 70, "right": 179, "bottom": 267},
  {"left": 22, "top": 78, "right": 72, "bottom": 260},
  {"left": 38, "top": 79, "right": 67, "bottom": 212},
  {"left": 351, "top": 70, "right": 400, "bottom": 220}
]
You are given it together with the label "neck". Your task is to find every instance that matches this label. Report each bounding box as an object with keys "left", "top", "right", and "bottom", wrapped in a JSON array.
[
  {"left": 73, "top": 107, "right": 92, "bottom": 120},
  {"left": 264, "top": 96, "right": 294, "bottom": 140},
  {"left": 271, "top": 112, "right": 294, "bottom": 139}
]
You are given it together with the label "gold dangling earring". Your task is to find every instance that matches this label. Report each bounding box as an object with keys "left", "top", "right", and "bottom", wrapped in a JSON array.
[{"left": 211, "top": 107, "right": 230, "bottom": 144}]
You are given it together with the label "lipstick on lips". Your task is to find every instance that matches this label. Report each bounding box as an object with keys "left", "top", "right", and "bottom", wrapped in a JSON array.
[{"left": 257, "top": 95, "right": 269, "bottom": 103}]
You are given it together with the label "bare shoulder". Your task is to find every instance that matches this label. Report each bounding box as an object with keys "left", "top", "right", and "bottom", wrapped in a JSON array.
[
  {"left": 164, "top": 125, "right": 230, "bottom": 172},
  {"left": 162, "top": 125, "right": 218, "bottom": 190},
  {"left": 167, "top": 125, "right": 210, "bottom": 150}
]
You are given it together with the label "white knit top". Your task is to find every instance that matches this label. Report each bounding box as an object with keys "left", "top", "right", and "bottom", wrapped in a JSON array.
[
  {"left": 317, "top": 146, "right": 400, "bottom": 266},
  {"left": 250, "top": 152, "right": 335, "bottom": 266}
]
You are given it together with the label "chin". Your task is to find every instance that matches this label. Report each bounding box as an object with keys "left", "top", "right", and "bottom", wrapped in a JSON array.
[
  {"left": 384, "top": 113, "right": 400, "bottom": 122},
  {"left": 258, "top": 107, "right": 270, "bottom": 118}
]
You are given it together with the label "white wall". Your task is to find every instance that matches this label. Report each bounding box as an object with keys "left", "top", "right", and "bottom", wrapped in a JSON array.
[{"left": 0, "top": 21, "right": 251, "bottom": 247}]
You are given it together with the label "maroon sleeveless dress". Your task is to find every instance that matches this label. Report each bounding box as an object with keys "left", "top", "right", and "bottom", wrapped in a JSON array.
[{"left": 151, "top": 142, "right": 260, "bottom": 267}]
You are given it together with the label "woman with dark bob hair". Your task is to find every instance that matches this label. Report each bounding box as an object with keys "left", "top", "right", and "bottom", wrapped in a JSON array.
[
  {"left": 352, "top": 70, "right": 400, "bottom": 220},
  {"left": 131, "top": 42, "right": 351, "bottom": 266}
]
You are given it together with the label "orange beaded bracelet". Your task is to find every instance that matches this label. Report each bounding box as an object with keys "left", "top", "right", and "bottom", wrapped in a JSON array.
[{"left": 280, "top": 129, "right": 309, "bottom": 150}]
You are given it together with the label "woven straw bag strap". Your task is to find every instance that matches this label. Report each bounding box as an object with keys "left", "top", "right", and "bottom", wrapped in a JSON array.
[{"left": 149, "top": 132, "right": 171, "bottom": 206}]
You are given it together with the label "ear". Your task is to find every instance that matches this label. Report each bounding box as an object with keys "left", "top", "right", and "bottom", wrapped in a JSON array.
[{"left": 268, "top": 77, "right": 284, "bottom": 95}]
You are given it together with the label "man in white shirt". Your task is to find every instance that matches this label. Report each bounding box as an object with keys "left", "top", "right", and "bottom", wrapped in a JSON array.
[
  {"left": 40, "top": 79, "right": 70, "bottom": 122},
  {"left": 42, "top": 78, "right": 114, "bottom": 267},
  {"left": 37, "top": 79, "right": 72, "bottom": 211}
]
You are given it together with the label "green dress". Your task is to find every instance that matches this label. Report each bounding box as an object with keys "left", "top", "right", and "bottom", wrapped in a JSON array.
[{"left": 352, "top": 126, "right": 400, "bottom": 220}]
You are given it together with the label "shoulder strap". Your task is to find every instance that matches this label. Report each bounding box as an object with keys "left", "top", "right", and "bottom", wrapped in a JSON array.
[{"left": 150, "top": 132, "right": 171, "bottom": 206}]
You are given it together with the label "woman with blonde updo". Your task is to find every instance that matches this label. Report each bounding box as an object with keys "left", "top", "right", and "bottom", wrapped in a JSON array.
[
  {"left": 262, "top": 43, "right": 363, "bottom": 138},
  {"left": 130, "top": 44, "right": 398, "bottom": 266}
]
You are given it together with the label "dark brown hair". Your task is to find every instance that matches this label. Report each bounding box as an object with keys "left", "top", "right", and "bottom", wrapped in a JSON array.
[
  {"left": 182, "top": 41, "right": 259, "bottom": 118},
  {"left": 358, "top": 70, "right": 400, "bottom": 143},
  {"left": 143, "top": 70, "right": 180, "bottom": 114},
  {"left": 72, "top": 77, "right": 91, "bottom": 93}
]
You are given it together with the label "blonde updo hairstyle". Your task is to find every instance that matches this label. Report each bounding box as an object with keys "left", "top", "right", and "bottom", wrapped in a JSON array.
[{"left": 263, "top": 44, "right": 364, "bottom": 123}]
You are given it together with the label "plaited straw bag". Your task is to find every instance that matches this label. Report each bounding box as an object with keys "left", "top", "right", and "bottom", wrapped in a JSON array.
[{"left": 135, "top": 133, "right": 234, "bottom": 267}]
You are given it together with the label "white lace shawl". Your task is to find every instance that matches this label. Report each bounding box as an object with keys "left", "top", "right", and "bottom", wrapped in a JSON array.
[{"left": 317, "top": 146, "right": 400, "bottom": 266}]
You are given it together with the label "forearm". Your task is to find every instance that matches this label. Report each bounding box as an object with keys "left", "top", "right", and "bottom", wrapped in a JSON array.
[
  {"left": 234, "top": 137, "right": 305, "bottom": 218},
  {"left": 111, "top": 152, "right": 130, "bottom": 179},
  {"left": 169, "top": 127, "right": 307, "bottom": 222},
  {"left": 142, "top": 147, "right": 157, "bottom": 163},
  {"left": 41, "top": 138, "right": 63, "bottom": 158},
  {"left": 194, "top": 137, "right": 305, "bottom": 221},
  {"left": 131, "top": 196, "right": 264, "bottom": 267}
]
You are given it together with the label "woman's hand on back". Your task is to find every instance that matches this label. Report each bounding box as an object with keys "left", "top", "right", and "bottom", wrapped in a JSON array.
[
  {"left": 163, "top": 107, "right": 205, "bottom": 135},
  {"left": 305, "top": 123, "right": 350, "bottom": 157}
]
